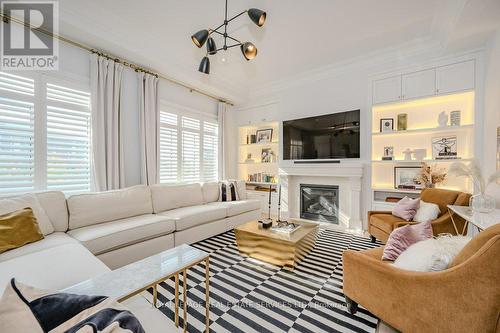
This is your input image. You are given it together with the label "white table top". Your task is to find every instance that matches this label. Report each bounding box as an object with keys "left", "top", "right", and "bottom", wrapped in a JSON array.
[
  {"left": 447, "top": 205, "right": 500, "bottom": 231},
  {"left": 62, "top": 244, "right": 208, "bottom": 300}
]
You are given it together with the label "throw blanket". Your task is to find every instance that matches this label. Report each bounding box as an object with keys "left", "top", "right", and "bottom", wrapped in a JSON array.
[{"left": 0, "top": 279, "right": 144, "bottom": 333}]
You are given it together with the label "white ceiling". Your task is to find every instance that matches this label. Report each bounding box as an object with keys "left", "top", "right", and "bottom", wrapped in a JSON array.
[{"left": 55, "top": 0, "right": 500, "bottom": 102}]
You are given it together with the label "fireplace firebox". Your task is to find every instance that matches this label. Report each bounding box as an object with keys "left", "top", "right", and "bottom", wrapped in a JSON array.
[{"left": 300, "top": 184, "right": 339, "bottom": 223}]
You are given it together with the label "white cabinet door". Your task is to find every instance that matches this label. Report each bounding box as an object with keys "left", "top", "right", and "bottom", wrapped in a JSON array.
[
  {"left": 402, "top": 68, "right": 436, "bottom": 100},
  {"left": 436, "top": 60, "right": 475, "bottom": 94},
  {"left": 373, "top": 75, "right": 402, "bottom": 104}
]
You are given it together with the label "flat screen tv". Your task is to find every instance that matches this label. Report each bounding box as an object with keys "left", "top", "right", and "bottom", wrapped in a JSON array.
[{"left": 283, "top": 110, "right": 360, "bottom": 160}]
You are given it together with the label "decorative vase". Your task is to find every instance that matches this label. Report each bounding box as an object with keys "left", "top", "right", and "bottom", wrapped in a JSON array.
[
  {"left": 469, "top": 194, "right": 496, "bottom": 213},
  {"left": 426, "top": 183, "right": 435, "bottom": 189}
]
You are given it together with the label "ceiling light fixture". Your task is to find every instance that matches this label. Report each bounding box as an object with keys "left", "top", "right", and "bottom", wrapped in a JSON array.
[{"left": 191, "top": 0, "right": 267, "bottom": 74}]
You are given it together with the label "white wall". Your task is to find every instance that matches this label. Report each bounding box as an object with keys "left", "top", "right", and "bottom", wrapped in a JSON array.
[
  {"left": 56, "top": 42, "right": 217, "bottom": 187},
  {"left": 483, "top": 29, "right": 500, "bottom": 204}
]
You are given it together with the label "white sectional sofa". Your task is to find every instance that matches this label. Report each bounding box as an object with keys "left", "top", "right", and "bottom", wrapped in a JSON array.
[{"left": 0, "top": 181, "right": 260, "bottom": 332}]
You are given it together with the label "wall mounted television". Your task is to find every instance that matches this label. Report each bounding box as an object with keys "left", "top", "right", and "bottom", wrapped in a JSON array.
[{"left": 282, "top": 110, "right": 360, "bottom": 160}]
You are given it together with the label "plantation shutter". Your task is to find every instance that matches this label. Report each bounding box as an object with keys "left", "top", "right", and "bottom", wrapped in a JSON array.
[
  {"left": 181, "top": 116, "right": 200, "bottom": 182},
  {"left": 0, "top": 73, "right": 35, "bottom": 194},
  {"left": 159, "top": 111, "right": 178, "bottom": 183},
  {"left": 203, "top": 121, "right": 218, "bottom": 181},
  {"left": 46, "top": 83, "right": 91, "bottom": 193}
]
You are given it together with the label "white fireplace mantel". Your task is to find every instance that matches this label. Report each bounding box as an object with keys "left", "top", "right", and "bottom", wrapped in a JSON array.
[{"left": 278, "top": 162, "right": 364, "bottom": 230}]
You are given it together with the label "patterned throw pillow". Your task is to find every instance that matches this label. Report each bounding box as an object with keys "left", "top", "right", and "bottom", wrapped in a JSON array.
[
  {"left": 0, "top": 279, "right": 145, "bottom": 333},
  {"left": 219, "top": 181, "right": 240, "bottom": 202}
]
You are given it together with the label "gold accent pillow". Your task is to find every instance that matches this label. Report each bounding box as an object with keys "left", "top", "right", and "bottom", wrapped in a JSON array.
[{"left": 0, "top": 207, "right": 44, "bottom": 254}]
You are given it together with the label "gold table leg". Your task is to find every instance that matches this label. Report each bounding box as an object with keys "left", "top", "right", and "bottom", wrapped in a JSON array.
[
  {"left": 448, "top": 208, "right": 461, "bottom": 235},
  {"left": 205, "top": 257, "right": 210, "bottom": 333},
  {"left": 183, "top": 269, "right": 187, "bottom": 333},
  {"left": 152, "top": 284, "right": 157, "bottom": 308},
  {"left": 175, "top": 273, "right": 179, "bottom": 327}
]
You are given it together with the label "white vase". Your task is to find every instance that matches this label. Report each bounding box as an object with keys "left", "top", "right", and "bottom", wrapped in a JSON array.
[{"left": 469, "top": 194, "right": 496, "bottom": 213}]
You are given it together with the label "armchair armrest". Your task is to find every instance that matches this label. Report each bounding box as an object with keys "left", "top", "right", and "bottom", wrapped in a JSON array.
[
  {"left": 368, "top": 210, "right": 392, "bottom": 220},
  {"left": 342, "top": 239, "right": 500, "bottom": 332}
]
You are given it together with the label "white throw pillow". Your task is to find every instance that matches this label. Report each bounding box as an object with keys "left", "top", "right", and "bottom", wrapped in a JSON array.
[
  {"left": 413, "top": 200, "right": 441, "bottom": 223},
  {"left": 393, "top": 236, "right": 471, "bottom": 272},
  {"left": 0, "top": 194, "right": 54, "bottom": 235}
]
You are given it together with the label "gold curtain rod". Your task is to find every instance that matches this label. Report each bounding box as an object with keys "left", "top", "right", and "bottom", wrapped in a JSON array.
[{"left": 0, "top": 13, "right": 234, "bottom": 106}]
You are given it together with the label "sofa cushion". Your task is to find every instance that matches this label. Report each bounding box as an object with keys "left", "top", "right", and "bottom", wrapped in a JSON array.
[
  {"left": 67, "top": 185, "right": 153, "bottom": 229},
  {"left": 370, "top": 213, "right": 406, "bottom": 235},
  {"left": 209, "top": 199, "right": 260, "bottom": 217},
  {"left": 67, "top": 214, "right": 175, "bottom": 255},
  {"left": 35, "top": 191, "right": 68, "bottom": 232},
  {"left": 0, "top": 232, "right": 78, "bottom": 263},
  {"left": 0, "top": 194, "right": 54, "bottom": 235},
  {"left": 150, "top": 183, "right": 204, "bottom": 213},
  {"left": 159, "top": 205, "right": 227, "bottom": 231},
  {"left": 0, "top": 243, "right": 109, "bottom": 295},
  {"left": 202, "top": 182, "right": 220, "bottom": 203}
]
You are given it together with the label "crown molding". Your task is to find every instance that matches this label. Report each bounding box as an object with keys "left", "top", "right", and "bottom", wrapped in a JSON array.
[{"left": 247, "top": 37, "right": 444, "bottom": 99}]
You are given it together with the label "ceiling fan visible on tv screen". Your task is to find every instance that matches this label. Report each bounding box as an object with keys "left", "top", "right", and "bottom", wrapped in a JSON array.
[{"left": 282, "top": 110, "right": 360, "bottom": 163}]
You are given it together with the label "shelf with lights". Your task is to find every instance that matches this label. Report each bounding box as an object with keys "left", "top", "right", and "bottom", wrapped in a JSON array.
[
  {"left": 371, "top": 91, "right": 475, "bottom": 209},
  {"left": 371, "top": 124, "right": 474, "bottom": 137},
  {"left": 238, "top": 122, "right": 280, "bottom": 187}
]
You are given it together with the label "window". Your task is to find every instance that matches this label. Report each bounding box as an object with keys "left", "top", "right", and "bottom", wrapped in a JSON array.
[
  {"left": 0, "top": 72, "right": 91, "bottom": 194},
  {"left": 159, "top": 104, "right": 218, "bottom": 183}
]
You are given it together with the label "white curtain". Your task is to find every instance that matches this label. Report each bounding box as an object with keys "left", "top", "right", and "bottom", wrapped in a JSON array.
[
  {"left": 90, "top": 53, "right": 124, "bottom": 191},
  {"left": 218, "top": 102, "right": 228, "bottom": 180},
  {"left": 138, "top": 72, "right": 159, "bottom": 185}
]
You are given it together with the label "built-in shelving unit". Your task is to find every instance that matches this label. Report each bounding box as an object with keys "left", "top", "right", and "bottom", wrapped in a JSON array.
[
  {"left": 238, "top": 122, "right": 280, "bottom": 217},
  {"left": 371, "top": 90, "right": 475, "bottom": 210},
  {"left": 238, "top": 121, "right": 280, "bottom": 185}
]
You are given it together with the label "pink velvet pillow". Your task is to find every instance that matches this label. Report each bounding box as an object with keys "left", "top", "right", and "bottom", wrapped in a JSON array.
[
  {"left": 382, "top": 220, "right": 433, "bottom": 261},
  {"left": 392, "top": 196, "right": 420, "bottom": 221}
]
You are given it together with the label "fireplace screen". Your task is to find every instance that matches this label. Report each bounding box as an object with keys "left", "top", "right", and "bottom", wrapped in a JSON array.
[{"left": 300, "top": 184, "right": 339, "bottom": 223}]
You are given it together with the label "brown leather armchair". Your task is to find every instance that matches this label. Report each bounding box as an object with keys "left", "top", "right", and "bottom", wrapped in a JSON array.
[
  {"left": 369, "top": 188, "right": 471, "bottom": 243},
  {"left": 343, "top": 224, "right": 500, "bottom": 333}
]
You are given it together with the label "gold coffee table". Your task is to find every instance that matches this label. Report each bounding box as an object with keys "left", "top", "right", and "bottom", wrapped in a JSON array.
[{"left": 235, "top": 219, "right": 319, "bottom": 270}]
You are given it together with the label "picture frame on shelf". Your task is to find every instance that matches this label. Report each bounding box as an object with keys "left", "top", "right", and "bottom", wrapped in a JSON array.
[
  {"left": 394, "top": 166, "right": 423, "bottom": 189},
  {"left": 380, "top": 118, "right": 394, "bottom": 132},
  {"left": 432, "top": 135, "right": 458, "bottom": 159},
  {"left": 261, "top": 148, "right": 274, "bottom": 163},
  {"left": 382, "top": 146, "right": 394, "bottom": 160},
  {"left": 256, "top": 128, "right": 273, "bottom": 143}
]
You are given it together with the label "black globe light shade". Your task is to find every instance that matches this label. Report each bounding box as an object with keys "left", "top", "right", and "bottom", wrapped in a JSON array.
[
  {"left": 207, "top": 37, "right": 217, "bottom": 55},
  {"left": 191, "top": 29, "right": 209, "bottom": 48},
  {"left": 248, "top": 8, "right": 266, "bottom": 27},
  {"left": 241, "top": 42, "right": 257, "bottom": 61},
  {"left": 198, "top": 56, "right": 210, "bottom": 74}
]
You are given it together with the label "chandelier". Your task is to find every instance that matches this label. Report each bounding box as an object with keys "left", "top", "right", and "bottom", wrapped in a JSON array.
[{"left": 191, "top": 0, "right": 267, "bottom": 74}]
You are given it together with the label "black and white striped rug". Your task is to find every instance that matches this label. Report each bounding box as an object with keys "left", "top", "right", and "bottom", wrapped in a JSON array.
[{"left": 145, "top": 228, "right": 382, "bottom": 333}]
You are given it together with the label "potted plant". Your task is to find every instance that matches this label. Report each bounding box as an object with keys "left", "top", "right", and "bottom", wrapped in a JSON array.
[{"left": 449, "top": 160, "right": 500, "bottom": 212}]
